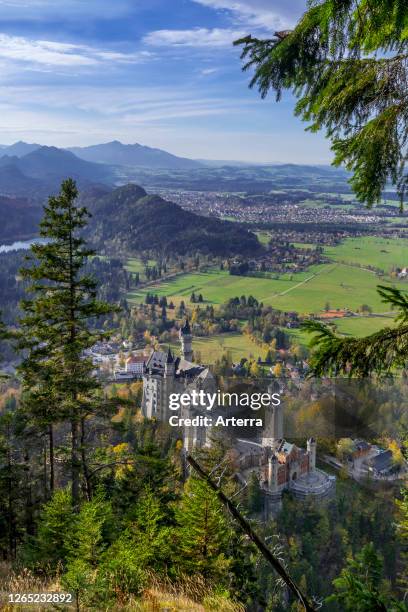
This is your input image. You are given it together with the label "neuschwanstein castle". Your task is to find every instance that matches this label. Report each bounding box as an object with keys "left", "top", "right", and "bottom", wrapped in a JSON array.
[
  {"left": 142, "top": 320, "right": 335, "bottom": 511},
  {"left": 142, "top": 320, "right": 216, "bottom": 450}
]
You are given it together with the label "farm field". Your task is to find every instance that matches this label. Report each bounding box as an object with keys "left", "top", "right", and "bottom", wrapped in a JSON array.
[
  {"left": 189, "top": 315, "right": 398, "bottom": 361},
  {"left": 127, "top": 268, "right": 304, "bottom": 307},
  {"left": 193, "top": 333, "right": 266, "bottom": 362},
  {"left": 333, "top": 314, "right": 396, "bottom": 337},
  {"left": 126, "top": 237, "right": 407, "bottom": 358},
  {"left": 255, "top": 231, "right": 270, "bottom": 246},
  {"left": 324, "top": 236, "right": 407, "bottom": 272},
  {"left": 125, "top": 257, "right": 157, "bottom": 281},
  {"left": 127, "top": 262, "right": 406, "bottom": 314}
]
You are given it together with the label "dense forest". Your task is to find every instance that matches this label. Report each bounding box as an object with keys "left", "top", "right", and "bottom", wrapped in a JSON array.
[
  {"left": 0, "top": 179, "right": 406, "bottom": 611},
  {"left": 0, "top": 197, "right": 41, "bottom": 241}
]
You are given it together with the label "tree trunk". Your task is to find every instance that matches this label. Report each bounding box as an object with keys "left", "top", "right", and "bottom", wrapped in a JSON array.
[
  {"left": 6, "top": 428, "right": 16, "bottom": 559},
  {"left": 49, "top": 423, "right": 55, "bottom": 493},
  {"left": 80, "top": 417, "right": 92, "bottom": 501},
  {"left": 71, "top": 419, "right": 80, "bottom": 509},
  {"left": 24, "top": 451, "right": 34, "bottom": 537},
  {"left": 43, "top": 439, "right": 48, "bottom": 498},
  {"left": 7, "top": 445, "right": 14, "bottom": 559}
]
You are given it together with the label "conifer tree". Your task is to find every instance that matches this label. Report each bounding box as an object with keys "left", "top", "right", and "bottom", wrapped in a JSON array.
[
  {"left": 0, "top": 410, "right": 24, "bottom": 559},
  {"left": 26, "top": 488, "right": 74, "bottom": 571},
  {"left": 326, "top": 542, "right": 404, "bottom": 611},
  {"left": 175, "top": 475, "right": 232, "bottom": 581},
  {"left": 235, "top": 1, "right": 408, "bottom": 208},
  {"left": 0, "top": 313, "right": 6, "bottom": 347},
  {"left": 63, "top": 494, "right": 113, "bottom": 607},
  {"left": 396, "top": 488, "right": 408, "bottom": 594},
  {"left": 18, "top": 179, "right": 115, "bottom": 507},
  {"left": 247, "top": 471, "right": 263, "bottom": 514}
]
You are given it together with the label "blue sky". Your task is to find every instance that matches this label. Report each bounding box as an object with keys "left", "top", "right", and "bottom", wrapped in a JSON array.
[{"left": 0, "top": 0, "right": 332, "bottom": 163}]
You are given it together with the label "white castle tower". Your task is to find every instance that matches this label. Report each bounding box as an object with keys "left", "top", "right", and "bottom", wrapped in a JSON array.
[
  {"left": 268, "top": 454, "right": 279, "bottom": 491},
  {"left": 179, "top": 319, "right": 193, "bottom": 362},
  {"left": 307, "top": 437, "right": 317, "bottom": 470},
  {"left": 262, "top": 384, "right": 283, "bottom": 451}
]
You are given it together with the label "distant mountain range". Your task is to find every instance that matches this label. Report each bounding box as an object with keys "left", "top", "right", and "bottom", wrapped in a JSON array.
[
  {"left": 84, "top": 183, "right": 261, "bottom": 257},
  {"left": 0, "top": 140, "right": 357, "bottom": 246},
  {"left": 68, "top": 140, "right": 201, "bottom": 169},
  {"left": 0, "top": 146, "right": 113, "bottom": 198},
  {"left": 0, "top": 141, "right": 42, "bottom": 157},
  {"left": 0, "top": 140, "right": 201, "bottom": 170}
]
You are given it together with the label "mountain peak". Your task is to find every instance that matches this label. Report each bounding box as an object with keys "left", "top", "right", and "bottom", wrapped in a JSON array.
[
  {"left": 0, "top": 141, "right": 41, "bottom": 158},
  {"left": 68, "top": 141, "right": 201, "bottom": 169}
]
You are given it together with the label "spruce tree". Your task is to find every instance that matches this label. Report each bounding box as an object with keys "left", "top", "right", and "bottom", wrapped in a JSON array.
[
  {"left": 18, "top": 179, "right": 115, "bottom": 507},
  {"left": 396, "top": 488, "right": 408, "bottom": 594},
  {"left": 26, "top": 488, "right": 74, "bottom": 571},
  {"left": 0, "top": 313, "right": 6, "bottom": 347},
  {"left": 175, "top": 475, "right": 232, "bottom": 581},
  {"left": 63, "top": 495, "right": 113, "bottom": 607},
  {"left": 0, "top": 409, "right": 25, "bottom": 559},
  {"left": 247, "top": 471, "right": 263, "bottom": 514}
]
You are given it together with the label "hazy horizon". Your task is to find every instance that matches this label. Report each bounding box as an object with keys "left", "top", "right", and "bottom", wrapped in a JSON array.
[
  {"left": 0, "top": 138, "right": 338, "bottom": 167},
  {"left": 0, "top": 0, "right": 332, "bottom": 164}
]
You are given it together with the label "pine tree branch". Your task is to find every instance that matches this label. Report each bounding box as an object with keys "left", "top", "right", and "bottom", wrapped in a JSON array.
[{"left": 303, "top": 286, "right": 408, "bottom": 376}]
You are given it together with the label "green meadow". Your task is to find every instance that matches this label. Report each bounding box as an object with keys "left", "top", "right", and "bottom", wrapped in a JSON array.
[
  {"left": 167, "top": 332, "right": 266, "bottom": 363},
  {"left": 125, "top": 257, "right": 157, "bottom": 281},
  {"left": 126, "top": 237, "right": 407, "bottom": 356},
  {"left": 333, "top": 314, "right": 396, "bottom": 337},
  {"left": 127, "top": 262, "right": 406, "bottom": 314},
  {"left": 324, "top": 236, "right": 407, "bottom": 272}
]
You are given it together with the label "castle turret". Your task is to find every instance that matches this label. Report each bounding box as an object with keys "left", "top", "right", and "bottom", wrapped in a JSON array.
[
  {"left": 262, "top": 384, "right": 283, "bottom": 450},
  {"left": 164, "top": 347, "right": 175, "bottom": 376},
  {"left": 268, "top": 454, "right": 279, "bottom": 491},
  {"left": 179, "top": 319, "right": 193, "bottom": 362},
  {"left": 307, "top": 437, "right": 317, "bottom": 471}
]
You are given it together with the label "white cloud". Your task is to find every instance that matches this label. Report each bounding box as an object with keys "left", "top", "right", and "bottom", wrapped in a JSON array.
[
  {"left": 143, "top": 27, "right": 245, "bottom": 48},
  {"left": 0, "top": 0, "right": 133, "bottom": 19},
  {"left": 192, "top": 0, "right": 305, "bottom": 31},
  {"left": 200, "top": 67, "right": 218, "bottom": 75},
  {"left": 0, "top": 33, "right": 153, "bottom": 68},
  {"left": 0, "top": 84, "right": 252, "bottom": 123},
  {"left": 0, "top": 35, "right": 95, "bottom": 66}
]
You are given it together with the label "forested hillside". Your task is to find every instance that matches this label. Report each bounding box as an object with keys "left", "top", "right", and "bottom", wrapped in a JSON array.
[{"left": 86, "top": 183, "right": 262, "bottom": 256}]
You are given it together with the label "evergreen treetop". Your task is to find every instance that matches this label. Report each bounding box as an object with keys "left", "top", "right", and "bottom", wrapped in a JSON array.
[
  {"left": 235, "top": 1, "right": 408, "bottom": 208},
  {"left": 17, "top": 178, "right": 116, "bottom": 506}
]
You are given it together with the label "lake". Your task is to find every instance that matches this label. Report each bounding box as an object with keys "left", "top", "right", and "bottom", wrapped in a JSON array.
[{"left": 0, "top": 238, "right": 46, "bottom": 254}]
